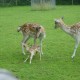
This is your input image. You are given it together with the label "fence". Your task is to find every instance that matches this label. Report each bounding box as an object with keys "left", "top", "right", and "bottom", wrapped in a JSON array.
[
  {"left": 0, "top": 0, "right": 80, "bottom": 6},
  {"left": 31, "top": 0, "right": 56, "bottom": 10},
  {"left": 0, "top": 0, "right": 31, "bottom": 6}
]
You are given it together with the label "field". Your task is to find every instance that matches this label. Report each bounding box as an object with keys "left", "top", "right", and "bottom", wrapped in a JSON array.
[{"left": 0, "top": 5, "right": 80, "bottom": 80}]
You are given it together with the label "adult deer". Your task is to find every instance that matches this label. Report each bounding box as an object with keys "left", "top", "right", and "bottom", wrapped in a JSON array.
[
  {"left": 54, "top": 18, "right": 80, "bottom": 58},
  {"left": 17, "top": 23, "right": 46, "bottom": 55}
]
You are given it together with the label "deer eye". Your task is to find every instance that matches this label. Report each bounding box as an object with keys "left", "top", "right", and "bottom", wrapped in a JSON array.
[{"left": 36, "top": 27, "right": 41, "bottom": 31}]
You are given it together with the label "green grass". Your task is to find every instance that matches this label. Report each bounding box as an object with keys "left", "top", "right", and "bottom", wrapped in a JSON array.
[{"left": 0, "top": 5, "right": 80, "bottom": 80}]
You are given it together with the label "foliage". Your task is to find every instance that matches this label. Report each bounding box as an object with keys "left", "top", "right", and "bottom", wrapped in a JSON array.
[
  {"left": 0, "top": 6, "right": 80, "bottom": 80},
  {"left": 0, "top": 0, "right": 31, "bottom": 6},
  {"left": 56, "top": 0, "right": 80, "bottom": 5}
]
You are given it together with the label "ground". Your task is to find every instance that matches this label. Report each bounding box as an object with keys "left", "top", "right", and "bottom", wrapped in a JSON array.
[{"left": 0, "top": 5, "right": 80, "bottom": 80}]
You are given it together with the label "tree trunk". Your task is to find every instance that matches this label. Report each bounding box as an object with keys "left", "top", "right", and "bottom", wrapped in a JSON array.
[
  {"left": 16, "top": 0, "right": 18, "bottom": 6},
  {"left": 40, "top": 0, "right": 43, "bottom": 5},
  {"left": 3, "top": 0, "right": 5, "bottom": 6},
  {"left": 72, "top": 0, "right": 73, "bottom": 5}
]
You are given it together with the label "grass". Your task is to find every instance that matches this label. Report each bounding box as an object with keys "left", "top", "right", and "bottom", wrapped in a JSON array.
[{"left": 0, "top": 5, "right": 80, "bottom": 80}]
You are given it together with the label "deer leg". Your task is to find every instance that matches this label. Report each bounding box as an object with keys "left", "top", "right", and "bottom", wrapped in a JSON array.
[
  {"left": 24, "top": 55, "right": 29, "bottom": 63},
  {"left": 40, "top": 52, "right": 41, "bottom": 61},
  {"left": 71, "top": 40, "right": 79, "bottom": 59},
  {"left": 40, "top": 39, "right": 43, "bottom": 55},
  {"left": 22, "top": 36, "right": 29, "bottom": 55},
  {"left": 30, "top": 53, "right": 34, "bottom": 64}
]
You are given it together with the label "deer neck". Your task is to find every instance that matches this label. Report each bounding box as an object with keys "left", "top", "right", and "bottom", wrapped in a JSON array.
[
  {"left": 26, "top": 46, "right": 29, "bottom": 51},
  {"left": 60, "top": 22, "right": 71, "bottom": 35}
]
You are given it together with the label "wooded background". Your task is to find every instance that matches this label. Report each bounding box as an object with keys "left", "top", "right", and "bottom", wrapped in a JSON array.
[{"left": 0, "top": 0, "right": 80, "bottom": 6}]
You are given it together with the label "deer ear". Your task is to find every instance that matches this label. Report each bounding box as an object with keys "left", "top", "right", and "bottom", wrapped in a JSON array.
[{"left": 61, "top": 16, "right": 64, "bottom": 20}]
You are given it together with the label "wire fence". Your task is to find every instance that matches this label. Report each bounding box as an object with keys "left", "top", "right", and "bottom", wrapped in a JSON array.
[
  {"left": 0, "top": 0, "right": 80, "bottom": 7},
  {"left": 0, "top": 0, "right": 31, "bottom": 6}
]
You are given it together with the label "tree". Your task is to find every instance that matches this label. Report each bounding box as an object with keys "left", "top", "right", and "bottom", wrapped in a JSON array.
[
  {"left": 72, "top": 0, "right": 73, "bottom": 5},
  {"left": 3, "top": 0, "right": 5, "bottom": 6},
  {"left": 15, "top": 0, "right": 18, "bottom": 6}
]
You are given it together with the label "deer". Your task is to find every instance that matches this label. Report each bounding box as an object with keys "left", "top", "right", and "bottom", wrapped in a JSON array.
[
  {"left": 54, "top": 17, "right": 80, "bottom": 59},
  {"left": 24, "top": 44, "right": 41, "bottom": 64},
  {"left": 17, "top": 23, "right": 46, "bottom": 55}
]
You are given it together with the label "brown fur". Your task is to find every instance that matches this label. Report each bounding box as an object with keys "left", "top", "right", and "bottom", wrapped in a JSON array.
[
  {"left": 19, "top": 23, "right": 45, "bottom": 38},
  {"left": 54, "top": 18, "right": 80, "bottom": 58},
  {"left": 55, "top": 18, "right": 80, "bottom": 34},
  {"left": 24, "top": 44, "right": 41, "bottom": 64},
  {"left": 26, "top": 45, "right": 40, "bottom": 54},
  {"left": 70, "top": 22, "right": 80, "bottom": 34},
  {"left": 18, "top": 23, "right": 45, "bottom": 55}
]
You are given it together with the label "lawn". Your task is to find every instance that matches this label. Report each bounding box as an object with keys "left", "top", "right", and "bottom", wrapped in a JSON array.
[{"left": 0, "top": 5, "right": 80, "bottom": 80}]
